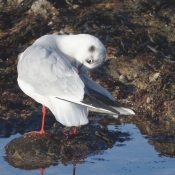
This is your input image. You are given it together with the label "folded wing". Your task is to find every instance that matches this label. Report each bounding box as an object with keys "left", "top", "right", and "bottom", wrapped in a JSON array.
[
  {"left": 79, "top": 72, "right": 135, "bottom": 116},
  {"left": 17, "top": 45, "right": 85, "bottom": 102}
]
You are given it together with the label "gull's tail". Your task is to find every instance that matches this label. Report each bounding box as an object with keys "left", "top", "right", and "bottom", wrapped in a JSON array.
[
  {"left": 56, "top": 94, "right": 135, "bottom": 117},
  {"left": 110, "top": 106, "right": 135, "bottom": 118},
  {"left": 79, "top": 72, "right": 135, "bottom": 117},
  {"left": 81, "top": 94, "right": 135, "bottom": 117}
]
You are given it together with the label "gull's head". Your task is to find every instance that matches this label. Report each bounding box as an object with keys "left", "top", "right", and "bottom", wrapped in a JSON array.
[{"left": 75, "top": 35, "right": 106, "bottom": 72}]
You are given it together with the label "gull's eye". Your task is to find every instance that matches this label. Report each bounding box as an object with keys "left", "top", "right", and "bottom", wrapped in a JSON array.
[{"left": 86, "top": 59, "right": 93, "bottom": 64}]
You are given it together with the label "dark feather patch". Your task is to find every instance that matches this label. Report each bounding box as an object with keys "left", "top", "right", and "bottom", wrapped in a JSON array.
[
  {"left": 89, "top": 45, "right": 95, "bottom": 52},
  {"left": 82, "top": 94, "right": 120, "bottom": 114},
  {"left": 56, "top": 94, "right": 120, "bottom": 114}
]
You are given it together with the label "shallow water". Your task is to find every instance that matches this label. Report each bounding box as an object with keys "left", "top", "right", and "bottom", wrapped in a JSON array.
[{"left": 1, "top": 123, "right": 175, "bottom": 175}]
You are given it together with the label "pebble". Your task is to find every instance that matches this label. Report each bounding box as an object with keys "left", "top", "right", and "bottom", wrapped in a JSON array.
[
  {"left": 146, "top": 97, "right": 151, "bottom": 104},
  {"left": 119, "top": 75, "right": 128, "bottom": 83},
  {"left": 149, "top": 73, "right": 160, "bottom": 82}
]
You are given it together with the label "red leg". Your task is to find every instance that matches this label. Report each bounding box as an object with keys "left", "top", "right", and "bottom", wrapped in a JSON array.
[
  {"left": 27, "top": 105, "right": 46, "bottom": 135},
  {"left": 72, "top": 126, "right": 77, "bottom": 135},
  {"left": 73, "top": 164, "right": 76, "bottom": 175},
  {"left": 62, "top": 126, "right": 77, "bottom": 136},
  {"left": 38, "top": 168, "right": 45, "bottom": 175}
]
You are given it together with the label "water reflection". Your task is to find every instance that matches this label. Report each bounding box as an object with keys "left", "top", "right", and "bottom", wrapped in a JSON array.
[
  {"left": 73, "top": 164, "right": 76, "bottom": 175},
  {"left": 38, "top": 165, "right": 76, "bottom": 175},
  {"left": 149, "top": 139, "right": 175, "bottom": 158},
  {"left": 17, "top": 164, "right": 77, "bottom": 175},
  {"left": 38, "top": 168, "right": 44, "bottom": 175},
  {"left": 2, "top": 115, "right": 175, "bottom": 175},
  {"left": 121, "top": 115, "right": 175, "bottom": 158},
  {"left": 3, "top": 117, "right": 130, "bottom": 172}
]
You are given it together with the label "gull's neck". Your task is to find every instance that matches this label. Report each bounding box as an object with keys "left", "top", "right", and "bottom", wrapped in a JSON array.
[
  {"left": 55, "top": 35, "right": 82, "bottom": 58},
  {"left": 55, "top": 35, "right": 85, "bottom": 68}
]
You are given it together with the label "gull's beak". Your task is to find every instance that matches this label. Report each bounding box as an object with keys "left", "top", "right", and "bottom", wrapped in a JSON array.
[{"left": 77, "top": 63, "right": 83, "bottom": 74}]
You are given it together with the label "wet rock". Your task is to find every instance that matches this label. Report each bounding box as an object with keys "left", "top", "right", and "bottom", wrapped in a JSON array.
[{"left": 4, "top": 124, "right": 130, "bottom": 170}]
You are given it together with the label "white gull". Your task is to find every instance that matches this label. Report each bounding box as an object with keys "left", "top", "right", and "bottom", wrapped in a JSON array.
[{"left": 17, "top": 34, "right": 135, "bottom": 135}]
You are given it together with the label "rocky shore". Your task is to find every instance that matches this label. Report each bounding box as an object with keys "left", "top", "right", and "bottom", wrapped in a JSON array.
[{"left": 1, "top": 0, "right": 175, "bottom": 168}]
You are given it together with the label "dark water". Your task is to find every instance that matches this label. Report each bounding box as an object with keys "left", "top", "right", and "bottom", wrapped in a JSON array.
[{"left": 1, "top": 123, "right": 175, "bottom": 175}]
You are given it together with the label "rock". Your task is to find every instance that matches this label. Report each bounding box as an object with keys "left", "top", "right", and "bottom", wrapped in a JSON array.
[
  {"left": 29, "top": 0, "right": 60, "bottom": 19},
  {"left": 4, "top": 124, "right": 130, "bottom": 170}
]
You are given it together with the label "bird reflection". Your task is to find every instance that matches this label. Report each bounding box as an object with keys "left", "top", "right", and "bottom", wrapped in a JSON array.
[
  {"left": 37, "top": 164, "right": 76, "bottom": 175},
  {"left": 38, "top": 168, "right": 44, "bottom": 175},
  {"left": 73, "top": 164, "right": 76, "bottom": 175}
]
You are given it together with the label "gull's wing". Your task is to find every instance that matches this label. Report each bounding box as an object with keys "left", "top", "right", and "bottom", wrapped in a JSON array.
[
  {"left": 17, "top": 45, "right": 85, "bottom": 102},
  {"left": 79, "top": 71, "right": 115, "bottom": 104},
  {"left": 79, "top": 72, "right": 135, "bottom": 116}
]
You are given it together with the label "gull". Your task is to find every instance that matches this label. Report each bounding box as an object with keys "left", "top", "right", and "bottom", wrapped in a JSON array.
[{"left": 17, "top": 34, "right": 135, "bottom": 135}]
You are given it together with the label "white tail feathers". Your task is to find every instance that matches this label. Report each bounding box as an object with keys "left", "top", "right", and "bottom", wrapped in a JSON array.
[
  {"left": 88, "top": 106, "right": 135, "bottom": 118},
  {"left": 111, "top": 107, "right": 135, "bottom": 118}
]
